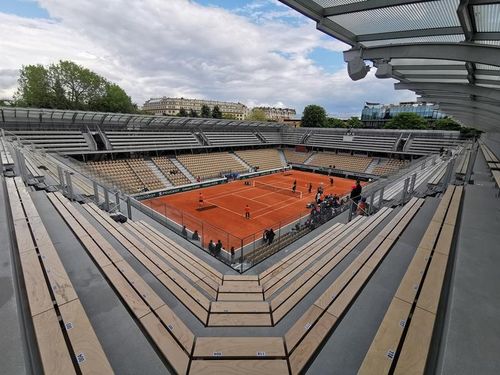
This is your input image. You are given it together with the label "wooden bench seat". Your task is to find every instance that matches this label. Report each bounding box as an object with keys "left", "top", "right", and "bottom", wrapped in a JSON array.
[
  {"left": 193, "top": 337, "right": 285, "bottom": 358},
  {"left": 285, "top": 198, "right": 424, "bottom": 373},
  {"left": 189, "top": 359, "right": 289, "bottom": 375},
  {"left": 6, "top": 182, "right": 112, "bottom": 374},
  {"left": 208, "top": 312, "right": 272, "bottom": 326},
  {"left": 48, "top": 192, "right": 193, "bottom": 371},
  {"left": 217, "top": 293, "right": 264, "bottom": 301},
  {"left": 359, "top": 185, "right": 462, "bottom": 375},
  {"left": 211, "top": 301, "right": 270, "bottom": 313}
]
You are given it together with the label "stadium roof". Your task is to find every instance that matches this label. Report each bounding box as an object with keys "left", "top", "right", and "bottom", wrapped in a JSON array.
[
  {"left": 0, "top": 107, "right": 283, "bottom": 130},
  {"left": 279, "top": 0, "right": 500, "bottom": 132}
]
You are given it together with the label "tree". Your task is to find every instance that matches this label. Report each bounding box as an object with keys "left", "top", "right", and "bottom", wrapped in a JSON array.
[
  {"left": 326, "top": 117, "right": 346, "bottom": 128},
  {"left": 247, "top": 108, "right": 267, "bottom": 122},
  {"left": 433, "top": 117, "right": 461, "bottom": 131},
  {"left": 212, "top": 105, "right": 223, "bottom": 119},
  {"left": 301, "top": 105, "right": 327, "bottom": 128},
  {"left": 346, "top": 116, "right": 363, "bottom": 128},
  {"left": 177, "top": 107, "right": 188, "bottom": 117},
  {"left": 14, "top": 64, "right": 52, "bottom": 108},
  {"left": 384, "top": 112, "right": 428, "bottom": 129},
  {"left": 14, "top": 60, "right": 136, "bottom": 113},
  {"left": 201, "top": 104, "right": 211, "bottom": 118},
  {"left": 189, "top": 109, "right": 199, "bottom": 117}
]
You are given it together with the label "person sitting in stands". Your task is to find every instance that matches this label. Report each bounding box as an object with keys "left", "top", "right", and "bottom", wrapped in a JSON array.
[
  {"left": 267, "top": 229, "right": 275, "bottom": 245},
  {"left": 230, "top": 247, "right": 235, "bottom": 263},
  {"left": 196, "top": 176, "right": 201, "bottom": 183},
  {"left": 208, "top": 240, "right": 215, "bottom": 256},
  {"left": 181, "top": 225, "right": 188, "bottom": 238},
  {"left": 357, "top": 197, "right": 368, "bottom": 216},
  {"left": 192, "top": 230, "right": 200, "bottom": 241}
]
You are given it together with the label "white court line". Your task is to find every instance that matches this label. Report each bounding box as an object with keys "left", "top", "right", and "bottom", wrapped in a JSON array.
[
  {"left": 252, "top": 196, "right": 308, "bottom": 220},
  {"left": 233, "top": 193, "right": 272, "bottom": 208},
  {"left": 203, "top": 199, "right": 246, "bottom": 218}
]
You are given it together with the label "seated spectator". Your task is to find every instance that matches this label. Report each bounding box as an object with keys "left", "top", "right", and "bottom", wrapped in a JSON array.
[
  {"left": 192, "top": 230, "right": 200, "bottom": 241},
  {"left": 215, "top": 240, "right": 223, "bottom": 256},
  {"left": 230, "top": 247, "right": 235, "bottom": 263},
  {"left": 357, "top": 197, "right": 368, "bottom": 215},
  {"left": 181, "top": 225, "right": 188, "bottom": 238}
]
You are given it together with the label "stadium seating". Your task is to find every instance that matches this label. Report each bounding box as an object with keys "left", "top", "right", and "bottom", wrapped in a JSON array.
[
  {"left": 261, "top": 131, "right": 282, "bottom": 144},
  {"left": 87, "top": 159, "right": 164, "bottom": 193},
  {"left": 308, "top": 151, "right": 373, "bottom": 173},
  {"left": 7, "top": 130, "right": 91, "bottom": 153},
  {"left": 106, "top": 131, "right": 200, "bottom": 151},
  {"left": 6, "top": 178, "right": 112, "bottom": 374},
  {"left": 406, "top": 137, "right": 463, "bottom": 154},
  {"left": 177, "top": 152, "right": 248, "bottom": 180},
  {"left": 307, "top": 132, "right": 398, "bottom": 152},
  {"left": 235, "top": 149, "right": 285, "bottom": 171},
  {"left": 203, "top": 131, "right": 262, "bottom": 146},
  {"left": 281, "top": 129, "right": 307, "bottom": 145},
  {"left": 283, "top": 148, "right": 313, "bottom": 164},
  {"left": 359, "top": 185, "right": 462, "bottom": 375},
  {"left": 372, "top": 158, "right": 408, "bottom": 176},
  {"left": 151, "top": 157, "right": 191, "bottom": 186}
]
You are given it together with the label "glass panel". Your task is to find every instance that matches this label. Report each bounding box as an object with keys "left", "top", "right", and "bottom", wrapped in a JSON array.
[
  {"left": 361, "top": 34, "right": 464, "bottom": 47},
  {"left": 473, "top": 4, "right": 500, "bottom": 32},
  {"left": 329, "top": 0, "right": 460, "bottom": 35}
]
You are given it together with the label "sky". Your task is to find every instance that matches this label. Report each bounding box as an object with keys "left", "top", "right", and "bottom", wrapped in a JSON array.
[{"left": 0, "top": 0, "right": 415, "bottom": 117}]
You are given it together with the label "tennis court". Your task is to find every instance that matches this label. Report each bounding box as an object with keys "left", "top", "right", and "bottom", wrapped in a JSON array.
[{"left": 143, "top": 170, "right": 357, "bottom": 251}]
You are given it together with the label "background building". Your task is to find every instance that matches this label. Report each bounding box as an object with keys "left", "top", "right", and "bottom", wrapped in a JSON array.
[
  {"left": 361, "top": 102, "right": 447, "bottom": 128},
  {"left": 254, "top": 106, "right": 296, "bottom": 122},
  {"left": 142, "top": 97, "right": 249, "bottom": 120}
]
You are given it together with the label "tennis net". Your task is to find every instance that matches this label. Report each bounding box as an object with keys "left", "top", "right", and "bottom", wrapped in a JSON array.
[{"left": 252, "top": 181, "right": 302, "bottom": 199}]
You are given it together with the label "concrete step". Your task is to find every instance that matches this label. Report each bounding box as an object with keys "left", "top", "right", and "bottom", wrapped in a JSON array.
[
  {"left": 170, "top": 158, "right": 197, "bottom": 183},
  {"left": 231, "top": 152, "right": 252, "bottom": 172},
  {"left": 145, "top": 159, "right": 172, "bottom": 187}
]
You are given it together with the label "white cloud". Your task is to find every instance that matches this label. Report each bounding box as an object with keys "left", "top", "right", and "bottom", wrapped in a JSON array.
[{"left": 0, "top": 0, "right": 414, "bottom": 115}]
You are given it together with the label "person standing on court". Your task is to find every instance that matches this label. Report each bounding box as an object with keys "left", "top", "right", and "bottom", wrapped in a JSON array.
[
  {"left": 292, "top": 179, "right": 297, "bottom": 193},
  {"left": 245, "top": 204, "right": 251, "bottom": 219},
  {"left": 308, "top": 183, "right": 312, "bottom": 194}
]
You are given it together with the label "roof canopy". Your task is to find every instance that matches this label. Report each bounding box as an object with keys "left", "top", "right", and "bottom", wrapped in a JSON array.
[{"left": 280, "top": 0, "right": 500, "bottom": 131}]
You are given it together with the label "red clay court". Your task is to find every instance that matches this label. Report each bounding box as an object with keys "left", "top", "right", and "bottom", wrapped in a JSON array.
[{"left": 143, "top": 170, "right": 357, "bottom": 250}]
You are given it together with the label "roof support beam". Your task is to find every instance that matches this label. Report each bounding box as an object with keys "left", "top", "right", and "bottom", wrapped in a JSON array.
[
  {"left": 393, "top": 64, "right": 465, "bottom": 71},
  {"left": 403, "top": 73, "right": 468, "bottom": 79},
  {"left": 323, "top": 0, "right": 438, "bottom": 16},
  {"left": 357, "top": 27, "right": 463, "bottom": 42},
  {"left": 279, "top": 0, "right": 357, "bottom": 45},
  {"left": 419, "top": 94, "right": 500, "bottom": 105},
  {"left": 457, "top": 0, "right": 475, "bottom": 41},
  {"left": 348, "top": 43, "right": 500, "bottom": 67},
  {"left": 429, "top": 99, "right": 500, "bottom": 115},
  {"left": 395, "top": 82, "right": 500, "bottom": 101},
  {"left": 439, "top": 104, "right": 500, "bottom": 118}
]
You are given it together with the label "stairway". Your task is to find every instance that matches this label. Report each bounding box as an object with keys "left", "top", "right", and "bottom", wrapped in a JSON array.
[
  {"left": 146, "top": 159, "right": 172, "bottom": 188},
  {"left": 365, "top": 158, "right": 382, "bottom": 174},
  {"left": 303, "top": 151, "right": 316, "bottom": 165},
  {"left": 278, "top": 149, "right": 288, "bottom": 166},
  {"left": 170, "top": 158, "right": 197, "bottom": 183},
  {"left": 254, "top": 131, "right": 267, "bottom": 143},
  {"left": 82, "top": 131, "right": 97, "bottom": 151},
  {"left": 231, "top": 152, "right": 252, "bottom": 171}
]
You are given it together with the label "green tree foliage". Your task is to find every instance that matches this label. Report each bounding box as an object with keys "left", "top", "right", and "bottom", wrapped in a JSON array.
[
  {"left": 212, "top": 105, "right": 222, "bottom": 119},
  {"left": 14, "top": 60, "right": 136, "bottom": 112},
  {"left": 326, "top": 117, "right": 347, "bottom": 128},
  {"left": 384, "top": 112, "right": 428, "bottom": 129},
  {"left": 201, "top": 104, "right": 211, "bottom": 118},
  {"left": 346, "top": 116, "right": 363, "bottom": 128},
  {"left": 177, "top": 107, "right": 188, "bottom": 117},
  {"left": 301, "top": 105, "right": 327, "bottom": 127},
  {"left": 247, "top": 108, "right": 267, "bottom": 122},
  {"left": 189, "top": 109, "right": 198, "bottom": 117},
  {"left": 433, "top": 117, "right": 461, "bottom": 131}
]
